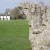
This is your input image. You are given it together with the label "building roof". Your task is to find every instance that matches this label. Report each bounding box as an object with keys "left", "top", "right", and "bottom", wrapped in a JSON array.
[{"left": 0, "top": 13, "right": 10, "bottom": 16}]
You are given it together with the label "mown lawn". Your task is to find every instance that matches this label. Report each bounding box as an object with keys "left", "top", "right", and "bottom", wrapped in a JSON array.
[{"left": 0, "top": 20, "right": 31, "bottom": 50}]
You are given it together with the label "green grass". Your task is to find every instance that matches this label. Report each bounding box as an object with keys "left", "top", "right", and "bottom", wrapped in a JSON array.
[{"left": 0, "top": 20, "right": 31, "bottom": 50}]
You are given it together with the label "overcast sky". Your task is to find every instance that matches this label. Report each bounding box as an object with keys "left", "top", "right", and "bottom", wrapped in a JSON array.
[{"left": 0, "top": 0, "right": 50, "bottom": 13}]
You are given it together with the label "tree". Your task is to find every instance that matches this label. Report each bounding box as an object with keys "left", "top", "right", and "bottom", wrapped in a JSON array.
[
  {"left": 10, "top": 7, "right": 22, "bottom": 19},
  {"left": 5, "top": 8, "right": 11, "bottom": 15}
]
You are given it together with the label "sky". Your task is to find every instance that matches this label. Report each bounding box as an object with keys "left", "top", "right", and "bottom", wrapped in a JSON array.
[{"left": 0, "top": 0, "right": 50, "bottom": 13}]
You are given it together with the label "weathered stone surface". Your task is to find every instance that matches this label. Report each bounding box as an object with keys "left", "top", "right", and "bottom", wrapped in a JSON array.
[{"left": 19, "top": 2, "right": 50, "bottom": 50}]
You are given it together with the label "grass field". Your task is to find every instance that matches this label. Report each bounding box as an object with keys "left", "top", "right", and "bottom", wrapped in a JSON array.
[{"left": 0, "top": 20, "right": 31, "bottom": 50}]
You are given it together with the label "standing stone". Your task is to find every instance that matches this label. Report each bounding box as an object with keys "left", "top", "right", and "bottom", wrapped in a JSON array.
[{"left": 19, "top": 2, "right": 50, "bottom": 50}]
